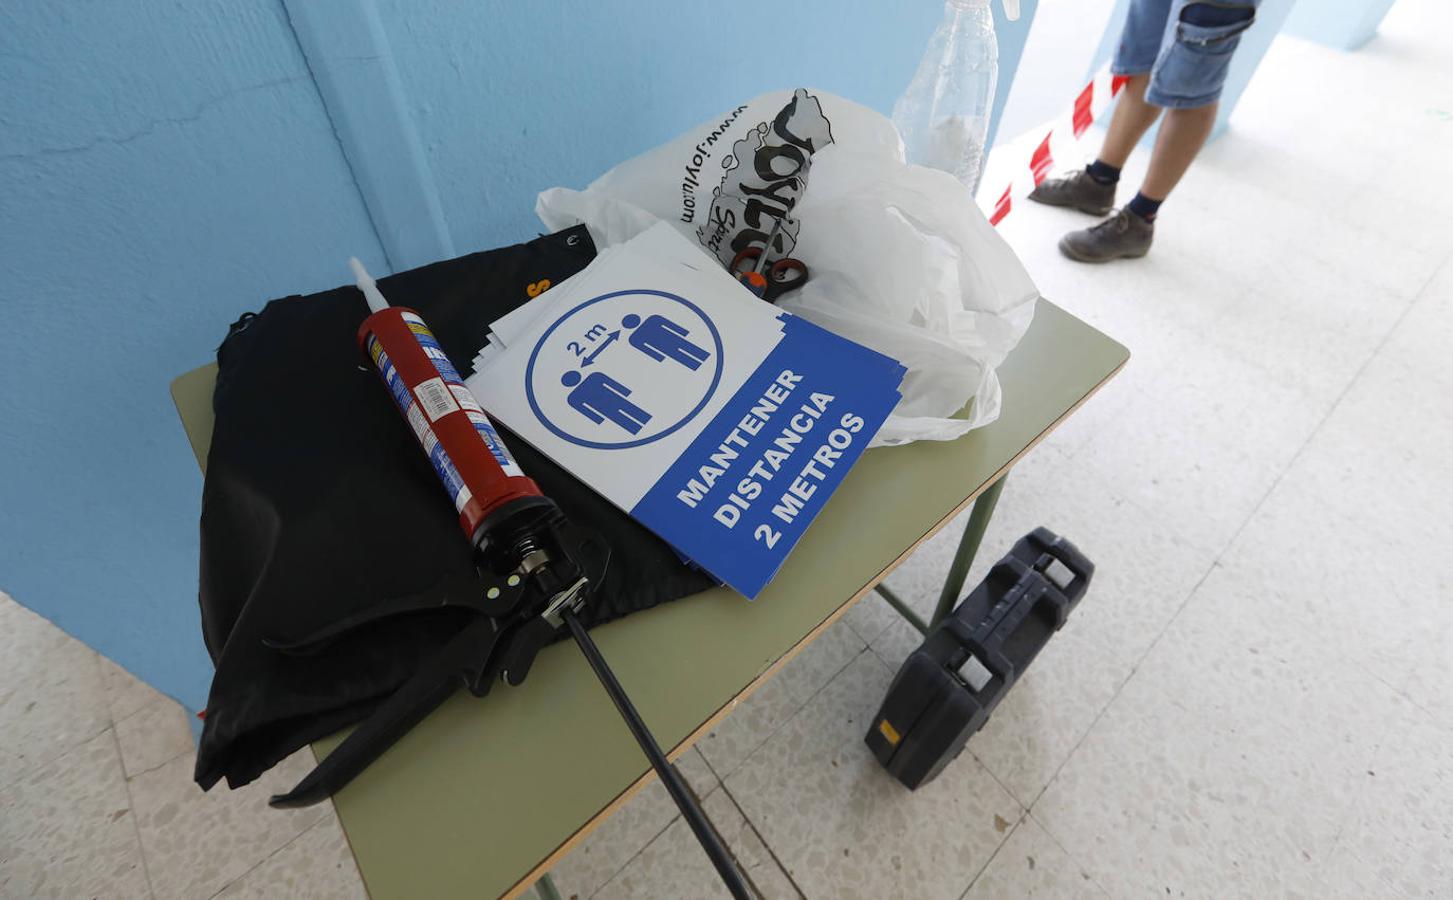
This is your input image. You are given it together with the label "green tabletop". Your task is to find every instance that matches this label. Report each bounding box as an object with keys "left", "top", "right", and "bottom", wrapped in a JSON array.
[{"left": 171, "top": 298, "right": 1126, "bottom": 899}]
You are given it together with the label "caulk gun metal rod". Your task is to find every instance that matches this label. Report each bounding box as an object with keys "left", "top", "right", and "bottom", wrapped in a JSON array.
[{"left": 561, "top": 609, "right": 753, "bottom": 900}]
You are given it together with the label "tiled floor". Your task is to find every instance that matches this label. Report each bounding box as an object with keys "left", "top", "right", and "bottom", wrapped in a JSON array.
[
  {"left": 3, "top": 2, "right": 1451, "bottom": 897},
  {"left": 0, "top": 597, "right": 363, "bottom": 900}
]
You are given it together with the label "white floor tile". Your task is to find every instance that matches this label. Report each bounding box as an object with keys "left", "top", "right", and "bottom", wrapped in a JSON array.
[
  {"left": 725, "top": 652, "right": 1022, "bottom": 900},
  {"left": 1189, "top": 178, "right": 1434, "bottom": 304},
  {"left": 1338, "top": 181, "right": 1453, "bottom": 273},
  {"left": 1326, "top": 350, "right": 1453, "bottom": 462},
  {"left": 1381, "top": 259, "right": 1453, "bottom": 391},
  {"left": 1035, "top": 469, "right": 1417, "bottom": 891},
  {"left": 839, "top": 588, "right": 903, "bottom": 648},
  {"left": 1305, "top": 845, "right": 1414, "bottom": 900},
  {"left": 1203, "top": 259, "right": 1408, "bottom": 409},
  {"left": 1033, "top": 654, "right": 1399, "bottom": 898},
  {"left": 1185, "top": 126, "right": 1366, "bottom": 216},
  {"left": 1314, "top": 701, "right": 1453, "bottom": 899},
  {"left": 549, "top": 747, "right": 719, "bottom": 900},
  {"left": 0, "top": 596, "right": 111, "bottom": 786},
  {"left": 1076, "top": 388, "right": 1284, "bottom": 555},
  {"left": 865, "top": 616, "right": 924, "bottom": 675},
  {"left": 213, "top": 815, "right": 366, "bottom": 900},
  {"left": 549, "top": 783, "right": 676, "bottom": 893},
  {"left": 965, "top": 625, "right": 1131, "bottom": 809},
  {"left": 1278, "top": 353, "right": 1453, "bottom": 548},
  {"left": 1404, "top": 620, "right": 1453, "bottom": 734},
  {"left": 963, "top": 815, "right": 1108, "bottom": 899},
  {"left": 1177, "top": 478, "right": 1445, "bottom": 689},
  {"left": 1034, "top": 374, "right": 1138, "bottom": 460},
  {"left": 593, "top": 789, "right": 799, "bottom": 900},
  {"left": 98, "top": 653, "right": 169, "bottom": 725},
  {"left": 115, "top": 695, "right": 196, "bottom": 779},
  {"left": 127, "top": 748, "right": 329, "bottom": 900},
  {"left": 1134, "top": 325, "right": 1334, "bottom": 468},
  {"left": 676, "top": 745, "right": 720, "bottom": 798},
  {"left": 0, "top": 729, "right": 151, "bottom": 899},
  {"left": 1294, "top": 205, "right": 1446, "bottom": 305},
  {"left": 697, "top": 617, "right": 865, "bottom": 780}
]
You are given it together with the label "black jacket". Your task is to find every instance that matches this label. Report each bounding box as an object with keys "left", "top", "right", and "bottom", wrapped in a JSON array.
[{"left": 196, "top": 227, "right": 713, "bottom": 790}]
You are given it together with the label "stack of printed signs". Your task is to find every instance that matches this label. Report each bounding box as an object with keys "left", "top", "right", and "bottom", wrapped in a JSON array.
[{"left": 466, "top": 222, "right": 906, "bottom": 598}]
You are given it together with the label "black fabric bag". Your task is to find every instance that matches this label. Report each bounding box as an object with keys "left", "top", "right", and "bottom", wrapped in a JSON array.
[{"left": 196, "top": 226, "right": 714, "bottom": 790}]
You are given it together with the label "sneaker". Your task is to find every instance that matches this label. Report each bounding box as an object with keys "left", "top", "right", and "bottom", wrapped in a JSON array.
[
  {"left": 1028, "top": 169, "right": 1116, "bottom": 216},
  {"left": 1058, "top": 209, "right": 1154, "bottom": 263}
]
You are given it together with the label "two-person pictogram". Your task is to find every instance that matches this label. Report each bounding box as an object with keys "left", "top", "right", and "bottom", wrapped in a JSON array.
[{"left": 560, "top": 312, "right": 711, "bottom": 435}]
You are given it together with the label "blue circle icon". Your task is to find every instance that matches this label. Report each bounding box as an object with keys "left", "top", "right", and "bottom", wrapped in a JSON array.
[{"left": 525, "top": 289, "right": 725, "bottom": 450}]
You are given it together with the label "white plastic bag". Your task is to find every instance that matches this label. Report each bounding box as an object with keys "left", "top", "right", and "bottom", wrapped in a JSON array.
[{"left": 537, "top": 87, "right": 1038, "bottom": 446}]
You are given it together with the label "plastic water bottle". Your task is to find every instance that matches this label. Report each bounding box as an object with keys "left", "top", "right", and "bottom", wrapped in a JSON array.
[{"left": 892, "top": 0, "right": 1000, "bottom": 192}]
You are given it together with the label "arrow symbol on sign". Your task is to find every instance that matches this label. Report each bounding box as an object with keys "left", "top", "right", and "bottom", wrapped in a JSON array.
[{"left": 580, "top": 330, "right": 620, "bottom": 367}]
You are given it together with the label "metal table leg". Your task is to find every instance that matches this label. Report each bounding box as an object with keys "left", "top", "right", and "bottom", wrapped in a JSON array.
[
  {"left": 928, "top": 475, "right": 1006, "bottom": 628},
  {"left": 533, "top": 872, "right": 564, "bottom": 900},
  {"left": 874, "top": 582, "right": 930, "bottom": 635},
  {"left": 874, "top": 473, "right": 1008, "bottom": 633}
]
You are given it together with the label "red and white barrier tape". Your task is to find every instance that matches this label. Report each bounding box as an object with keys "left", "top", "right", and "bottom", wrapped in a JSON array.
[{"left": 988, "top": 67, "right": 1130, "bottom": 226}]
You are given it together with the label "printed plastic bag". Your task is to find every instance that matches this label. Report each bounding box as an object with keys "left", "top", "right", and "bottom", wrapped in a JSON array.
[{"left": 537, "top": 88, "right": 1038, "bottom": 446}]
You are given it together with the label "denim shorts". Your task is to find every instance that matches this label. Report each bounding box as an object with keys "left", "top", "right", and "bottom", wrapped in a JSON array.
[{"left": 1112, "top": 0, "right": 1260, "bottom": 108}]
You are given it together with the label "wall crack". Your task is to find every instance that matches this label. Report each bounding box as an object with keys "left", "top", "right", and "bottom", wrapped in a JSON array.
[{"left": 0, "top": 75, "right": 310, "bottom": 163}]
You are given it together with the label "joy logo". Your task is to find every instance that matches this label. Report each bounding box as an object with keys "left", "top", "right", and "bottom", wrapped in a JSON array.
[
  {"left": 525, "top": 290, "right": 724, "bottom": 450},
  {"left": 697, "top": 88, "right": 835, "bottom": 268}
]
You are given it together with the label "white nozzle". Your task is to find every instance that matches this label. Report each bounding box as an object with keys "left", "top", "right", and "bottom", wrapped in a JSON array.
[
  {"left": 350, "top": 257, "right": 390, "bottom": 314},
  {"left": 1002, "top": 0, "right": 1020, "bottom": 20}
]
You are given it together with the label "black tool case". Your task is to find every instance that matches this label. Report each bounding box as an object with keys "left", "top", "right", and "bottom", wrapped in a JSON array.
[{"left": 866, "top": 527, "right": 1093, "bottom": 789}]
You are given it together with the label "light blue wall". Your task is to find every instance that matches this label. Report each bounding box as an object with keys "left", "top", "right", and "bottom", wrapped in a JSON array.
[
  {"left": 370, "top": 0, "right": 1037, "bottom": 252},
  {"left": 986, "top": 2, "right": 1043, "bottom": 153},
  {"left": 1283, "top": 0, "right": 1397, "bottom": 50},
  {"left": 0, "top": 1, "right": 386, "bottom": 712},
  {"left": 282, "top": 0, "right": 456, "bottom": 270},
  {"left": 1, "top": 0, "right": 1037, "bottom": 713},
  {"left": 370, "top": 0, "right": 917, "bottom": 251},
  {"left": 1204, "top": 0, "right": 1302, "bottom": 138}
]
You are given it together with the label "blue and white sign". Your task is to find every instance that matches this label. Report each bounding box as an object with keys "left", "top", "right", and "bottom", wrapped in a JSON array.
[
  {"left": 630, "top": 315, "right": 904, "bottom": 596},
  {"left": 468, "top": 223, "right": 904, "bottom": 598},
  {"left": 524, "top": 290, "right": 725, "bottom": 450}
]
